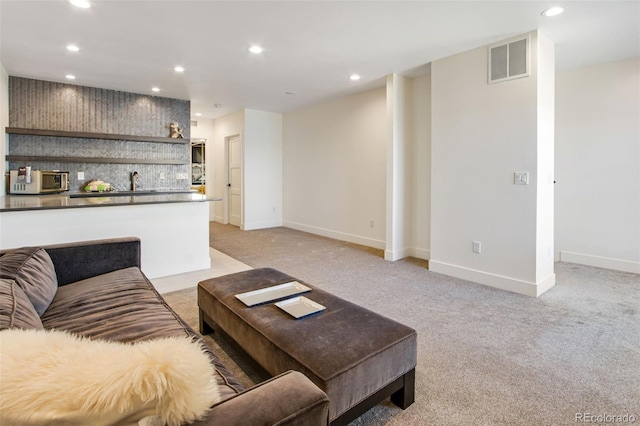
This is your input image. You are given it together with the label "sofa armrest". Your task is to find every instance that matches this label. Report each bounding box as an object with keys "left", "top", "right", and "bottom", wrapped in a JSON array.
[
  {"left": 41, "top": 238, "right": 141, "bottom": 286},
  {"left": 193, "top": 371, "right": 329, "bottom": 426}
]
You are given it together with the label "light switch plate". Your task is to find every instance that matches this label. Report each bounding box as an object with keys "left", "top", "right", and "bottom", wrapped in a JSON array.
[
  {"left": 514, "top": 172, "right": 529, "bottom": 185},
  {"left": 77, "top": 172, "right": 85, "bottom": 181}
]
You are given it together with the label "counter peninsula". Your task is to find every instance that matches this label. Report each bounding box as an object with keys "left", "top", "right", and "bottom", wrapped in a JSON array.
[{"left": 0, "top": 192, "right": 219, "bottom": 282}]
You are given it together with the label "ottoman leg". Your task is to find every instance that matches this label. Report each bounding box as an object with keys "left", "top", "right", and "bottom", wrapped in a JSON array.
[
  {"left": 199, "top": 309, "right": 214, "bottom": 335},
  {"left": 390, "top": 368, "right": 415, "bottom": 409}
]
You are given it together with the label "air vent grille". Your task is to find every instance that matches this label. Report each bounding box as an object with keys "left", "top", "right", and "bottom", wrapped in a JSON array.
[{"left": 488, "top": 36, "right": 529, "bottom": 84}]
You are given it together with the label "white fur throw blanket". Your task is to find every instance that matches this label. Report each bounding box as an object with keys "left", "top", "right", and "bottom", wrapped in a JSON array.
[{"left": 0, "top": 329, "right": 221, "bottom": 425}]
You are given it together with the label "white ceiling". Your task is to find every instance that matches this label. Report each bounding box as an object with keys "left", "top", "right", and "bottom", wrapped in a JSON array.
[{"left": 1, "top": 1, "right": 638, "bottom": 119}]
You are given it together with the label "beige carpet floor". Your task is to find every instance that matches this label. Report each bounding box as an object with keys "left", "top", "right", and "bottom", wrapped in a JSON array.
[{"left": 163, "top": 223, "right": 640, "bottom": 425}]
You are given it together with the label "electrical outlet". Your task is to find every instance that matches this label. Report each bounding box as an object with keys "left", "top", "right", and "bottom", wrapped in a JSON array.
[
  {"left": 77, "top": 172, "right": 84, "bottom": 181},
  {"left": 176, "top": 173, "right": 189, "bottom": 180},
  {"left": 473, "top": 241, "right": 481, "bottom": 254},
  {"left": 159, "top": 172, "right": 165, "bottom": 180}
]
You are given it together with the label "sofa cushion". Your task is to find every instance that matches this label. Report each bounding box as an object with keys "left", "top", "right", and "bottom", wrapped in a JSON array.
[
  {"left": 0, "top": 328, "right": 221, "bottom": 426},
  {"left": 41, "top": 267, "right": 244, "bottom": 400},
  {"left": 42, "top": 266, "right": 206, "bottom": 341},
  {"left": 0, "top": 279, "right": 44, "bottom": 330},
  {"left": 0, "top": 247, "right": 58, "bottom": 316}
]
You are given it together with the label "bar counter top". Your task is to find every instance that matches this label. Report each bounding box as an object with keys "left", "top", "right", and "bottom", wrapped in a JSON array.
[{"left": 0, "top": 191, "right": 220, "bottom": 212}]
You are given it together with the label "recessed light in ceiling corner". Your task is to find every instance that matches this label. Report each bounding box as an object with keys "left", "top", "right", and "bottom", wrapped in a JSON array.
[
  {"left": 66, "top": 44, "right": 80, "bottom": 52},
  {"left": 65, "top": 74, "right": 76, "bottom": 80},
  {"left": 152, "top": 87, "right": 160, "bottom": 92},
  {"left": 541, "top": 6, "right": 564, "bottom": 17},
  {"left": 174, "top": 66, "right": 185, "bottom": 73},
  {"left": 248, "top": 45, "right": 264, "bottom": 54},
  {"left": 350, "top": 74, "right": 361, "bottom": 81},
  {"left": 69, "top": 0, "right": 91, "bottom": 8}
]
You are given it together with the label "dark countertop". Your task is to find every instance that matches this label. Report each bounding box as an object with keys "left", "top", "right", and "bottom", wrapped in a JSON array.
[{"left": 0, "top": 191, "right": 222, "bottom": 212}]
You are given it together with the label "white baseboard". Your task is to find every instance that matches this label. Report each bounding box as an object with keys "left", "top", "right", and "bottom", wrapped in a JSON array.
[
  {"left": 429, "top": 260, "right": 555, "bottom": 297},
  {"left": 386, "top": 247, "right": 431, "bottom": 261},
  {"left": 536, "top": 273, "right": 557, "bottom": 296},
  {"left": 560, "top": 251, "right": 640, "bottom": 274},
  {"left": 284, "top": 221, "right": 429, "bottom": 261},
  {"left": 283, "top": 220, "right": 385, "bottom": 250},
  {"left": 385, "top": 248, "right": 410, "bottom": 261},
  {"left": 411, "top": 247, "right": 430, "bottom": 260}
]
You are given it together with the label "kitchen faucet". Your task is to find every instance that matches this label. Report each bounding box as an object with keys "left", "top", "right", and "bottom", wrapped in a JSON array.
[{"left": 131, "top": 171, "right": 139, "bottom": 191}]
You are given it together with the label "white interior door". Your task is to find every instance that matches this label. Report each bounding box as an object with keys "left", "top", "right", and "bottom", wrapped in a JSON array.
[{"left": 228, "top": 135, "right": 241, "bottom": 227}]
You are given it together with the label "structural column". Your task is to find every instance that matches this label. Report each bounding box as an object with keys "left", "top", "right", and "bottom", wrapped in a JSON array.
[{"left": 385, "top": 73, "right": 412, "bottom": 261}]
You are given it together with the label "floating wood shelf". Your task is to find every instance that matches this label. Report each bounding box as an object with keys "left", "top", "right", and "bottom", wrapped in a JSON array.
[
  {"left": 6, "top": 156, "right": 188, "bottom": 165},
  {"left": 6, "top": 127, "right": 190, "bottom": 144}
]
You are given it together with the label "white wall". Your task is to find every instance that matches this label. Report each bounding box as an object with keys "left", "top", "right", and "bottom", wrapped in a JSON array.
[
  {"left": 210, "top": 109, "right": 283, "bottom": 229},
  {"left": 410, "top": 74, "right": 431, "bottom": 260},
  {"left": 191, "top": 118, "right": 214, "bottom": 142},
  {"left": 1, "top": 62, "right": 8, "bottom": 197},
  {"left": 211, "top": 110, "right": 244, "bottom": 222},
  {"left": 283, "top": 87, "right": 387, "bottom": 249},
  {"left": 430, "top": 31, "right": 555, "bottom": 296},
  {"left": 535, "top": 32, "right": 556, "bottom": 284},
  {"left": 556, "top": 57, "right": 640, "bottom": 273},
  {"left": 243, "top": 109, "right": 283, "bottom": 230}
]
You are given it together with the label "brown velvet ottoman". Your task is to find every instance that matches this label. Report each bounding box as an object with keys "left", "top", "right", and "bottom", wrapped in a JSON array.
[{"left": 198, "top": 268, "right": 417, "bottom": 425}]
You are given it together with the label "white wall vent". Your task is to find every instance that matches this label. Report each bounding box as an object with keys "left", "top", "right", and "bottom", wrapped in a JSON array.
[
  {"left": 190, "top": 120, "right": 198, "bottom": 127},
  {"left": 488, "top": 35, "right": 530, "bottom": 84}
]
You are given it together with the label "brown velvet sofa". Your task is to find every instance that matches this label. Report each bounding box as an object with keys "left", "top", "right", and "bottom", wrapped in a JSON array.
[{"left": 0, "top": 237, "right": 329, "bottom": 425}]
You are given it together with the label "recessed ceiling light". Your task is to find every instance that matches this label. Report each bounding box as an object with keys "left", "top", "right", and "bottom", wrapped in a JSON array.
[
  {"left": 67, "top": 44, "right": 80, "bottom": 52},
  {"left": 195, "top": 112, "right": 202, "bottom": 117},
  {"left": 541, "top": 6, "right": 564, "bottom": 17},
  {"left": 69, "top": 0, "right": 91, "bottom": 8},
  {"left": 248, "top": 45, "right": 264, "bottom": 54},
  {"left": 65, "top": 74, "right": 76, "bottom": 80},
  {"left": 350, "top": 74, "right": 361, "bottom": 81},
  {"left": 174, "top": 66, "right": 185, "bottom": 73},
  {"left": 152, "top": 87, "right": 160, "bottom": 92}
]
